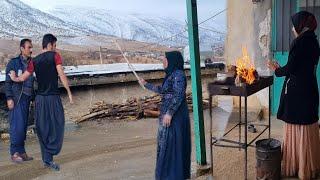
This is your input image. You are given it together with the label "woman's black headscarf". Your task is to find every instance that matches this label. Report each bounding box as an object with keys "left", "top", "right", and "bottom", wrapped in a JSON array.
[
  {"left": 164, "top": 51, "right": 184, "bottom": 77},
  {"left": 292, "top": 11, "right": 317, "bottom": 34},
  {"left": 290, "top": 11, "right": 318, "bottom": 51}
]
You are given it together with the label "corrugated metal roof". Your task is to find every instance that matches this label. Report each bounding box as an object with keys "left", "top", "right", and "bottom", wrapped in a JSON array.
[
  {"left": 63, "top": 63, "right": 164, "bottom": 76},
  {"left": 0, "top": 63, "right": 206, "bottom": 82}
]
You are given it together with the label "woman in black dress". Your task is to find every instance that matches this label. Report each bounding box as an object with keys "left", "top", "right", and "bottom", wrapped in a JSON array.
[{"left": 268, "top": 11, "right": 320, "bottom": 179}]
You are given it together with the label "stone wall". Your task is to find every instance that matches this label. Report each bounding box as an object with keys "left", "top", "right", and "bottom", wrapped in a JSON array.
[{"left": 226, "top": 0, "right": 273, "bottom": 115}]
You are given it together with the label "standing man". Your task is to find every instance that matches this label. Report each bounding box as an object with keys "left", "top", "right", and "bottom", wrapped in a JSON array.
[
  {"left": 10, "top": 34, "right": 73, "bottom": 171},
  {"left": 5, "top": 39, "right": 35, "bottom": 163}
]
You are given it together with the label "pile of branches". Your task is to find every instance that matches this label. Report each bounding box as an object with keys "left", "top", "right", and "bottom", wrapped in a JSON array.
[{"left": 76, "top": 93, "right": 210, "bottom": 123}]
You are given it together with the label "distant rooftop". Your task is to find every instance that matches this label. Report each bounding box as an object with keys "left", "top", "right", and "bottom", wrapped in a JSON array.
[{"left": 0, "top": 63, "right": 206, "bottom": 82}]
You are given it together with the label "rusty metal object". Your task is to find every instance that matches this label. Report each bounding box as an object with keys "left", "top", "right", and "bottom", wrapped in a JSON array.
[
  {"left": 208, "top": 76, "right": 274, "bottom": 179},
  {"left": 208, "top": 76, "right": 273, "bottom": 96},
  {"left": 256, "top": 138, "right": 281, "bottom": 180}
]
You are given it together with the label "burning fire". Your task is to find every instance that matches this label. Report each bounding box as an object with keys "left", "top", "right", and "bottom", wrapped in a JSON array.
[{"left": 236, "top": 47, "right": 258, "bottom": 85}]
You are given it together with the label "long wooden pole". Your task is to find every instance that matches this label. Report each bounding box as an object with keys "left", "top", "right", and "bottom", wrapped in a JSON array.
[
  {"left": 113, "top": 40, "right": 145, "bottom": 89},
  {"left": 99, "top": 46, "right": 103, "bottom": 64}
]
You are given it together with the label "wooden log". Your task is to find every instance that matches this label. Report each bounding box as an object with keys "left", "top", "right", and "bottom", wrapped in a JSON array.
[
  {"left": 77, "top": 92, "right": 214, "bottom": 123},
  {"left": 144, "top": 109, "right": 160, "bottom": 118},
  {"left": 76, "top": 111, "right": 105, "bottom": 124}
]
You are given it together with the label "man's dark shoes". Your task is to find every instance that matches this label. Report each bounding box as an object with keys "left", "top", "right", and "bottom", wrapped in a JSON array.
[
  {"left": 11, "top": 152, "right": 23, "bottom": 163},
  {"left": 44, "top": 161, "right": 60, "bottom": 171},
  {"left": 20, "top": 153, "right": 34, "bottom": 161}
]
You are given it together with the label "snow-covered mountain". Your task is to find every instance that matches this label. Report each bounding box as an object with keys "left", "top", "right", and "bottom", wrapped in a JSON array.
[
  {"left": 49, "top": 6, "right": 225, "bottom": 49},
  {"left": 0, "top": 0, "right": 94, "bottom": 39},
  {"left": 0, "top": 0, "right": 225, "bottom": 49},
  {"left": 48, "top": 7, "right": 188, "bottom": 46}
]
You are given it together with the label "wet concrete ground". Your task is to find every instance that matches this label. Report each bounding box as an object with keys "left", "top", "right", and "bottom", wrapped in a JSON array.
[{"left": 0, "top": 97, "right": 296, "bottom": 180}]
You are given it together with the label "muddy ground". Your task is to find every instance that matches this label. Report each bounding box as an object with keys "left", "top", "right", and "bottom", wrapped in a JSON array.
[{"left": 0, "top": 96, "right": 295, "bottom": 180}]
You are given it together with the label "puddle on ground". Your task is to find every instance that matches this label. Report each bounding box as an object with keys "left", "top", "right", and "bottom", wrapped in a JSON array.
[{"left": 65, "top": 121, "right": 81, "bottom": 132}]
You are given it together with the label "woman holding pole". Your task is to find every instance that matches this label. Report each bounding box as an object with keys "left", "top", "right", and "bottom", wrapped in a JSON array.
[{"left": 139, "top": 51, "right": 191, "bottom": 180}]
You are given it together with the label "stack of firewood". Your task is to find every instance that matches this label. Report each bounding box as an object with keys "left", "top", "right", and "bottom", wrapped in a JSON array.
[{"left": 76, "top": 93, "right": 210, "bottom": 123}]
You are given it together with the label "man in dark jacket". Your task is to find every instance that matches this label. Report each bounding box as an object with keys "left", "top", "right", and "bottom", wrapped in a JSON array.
[
  {"left": 9, "top": 34, "right": 73, "bottom": 171},
  {"left": 5, "top": 39, "right": 35, "bottom": 163}
]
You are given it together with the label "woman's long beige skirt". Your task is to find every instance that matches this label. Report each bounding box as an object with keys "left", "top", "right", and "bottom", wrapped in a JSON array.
[{"left": 282, "top": 122, "right": 320, "bottom": 180}]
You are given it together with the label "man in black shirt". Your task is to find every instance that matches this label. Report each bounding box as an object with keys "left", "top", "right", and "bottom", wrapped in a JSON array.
[{"left": 10, "top": 34, "right": 73, "bottom": 171}]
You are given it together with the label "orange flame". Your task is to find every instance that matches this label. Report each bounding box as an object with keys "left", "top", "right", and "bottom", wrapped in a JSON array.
[{"left": 236, "top": 47, "right": 257, "bottom": 85}]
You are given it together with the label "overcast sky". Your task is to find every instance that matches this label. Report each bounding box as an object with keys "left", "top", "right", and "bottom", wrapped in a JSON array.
[{"left": 21, "top": 0, "right": 226, "bottom": 27}]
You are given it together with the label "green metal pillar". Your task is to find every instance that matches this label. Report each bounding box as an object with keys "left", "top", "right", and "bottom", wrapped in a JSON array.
[{"left": 186, "top": 0, "right": 207, "bottom": 165}]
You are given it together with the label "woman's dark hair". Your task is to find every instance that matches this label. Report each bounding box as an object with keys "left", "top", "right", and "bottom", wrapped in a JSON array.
[
  {"left": 292, "top": 11, "right": 317, "bottom": 34},
  {"left": 164, "top": 51, "right": 184, "bottom": 76},
  {"left": 42, "top": 34, "right": 57, "bottom": 49}
]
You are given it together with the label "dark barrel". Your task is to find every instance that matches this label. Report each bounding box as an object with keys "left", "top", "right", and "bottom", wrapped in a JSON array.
[{"left": 256, "top": 138, "right": 281, "bottom": 180}]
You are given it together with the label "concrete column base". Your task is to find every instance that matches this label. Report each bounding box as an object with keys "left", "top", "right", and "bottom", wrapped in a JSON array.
[{"left": 191, "top": 162, "right": 212, "bottom": 179}]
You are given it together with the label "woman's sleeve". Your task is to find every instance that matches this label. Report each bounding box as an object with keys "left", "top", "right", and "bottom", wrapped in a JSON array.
[
  {"left": 166, "top": 71, "right": 186, "bottom": 116},
  {"left": 5, "top": 61, "right": 14, "bottom": 100},
  {"left": 145, "top": 83, "right": 162, "bottom": 94},
  {"left": 275, "top": 45, "right": 301, "bottom": 77}
]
